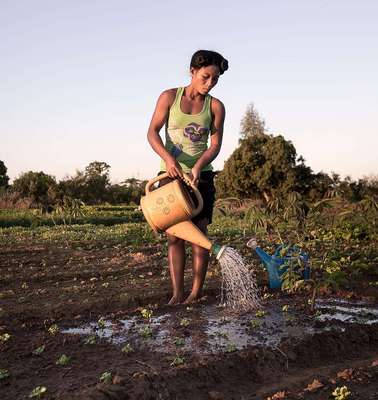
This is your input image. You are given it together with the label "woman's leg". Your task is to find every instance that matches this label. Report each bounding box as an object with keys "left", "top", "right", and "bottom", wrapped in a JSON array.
[
  {"left": 167, "top": 234, "right": 186, "bottom": 305},
  {"left": 183, "top": 218, "right": 209, "bottom": 304}
]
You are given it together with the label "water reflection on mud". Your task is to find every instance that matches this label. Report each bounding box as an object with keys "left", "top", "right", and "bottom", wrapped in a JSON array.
[{"left": 62, "top": 298, "right": 378, "bottom": 354}]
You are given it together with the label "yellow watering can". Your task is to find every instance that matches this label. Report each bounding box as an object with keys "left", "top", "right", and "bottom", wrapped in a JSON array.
[{"left": 140, "top": 173, "right": 226, "bottom": 259}]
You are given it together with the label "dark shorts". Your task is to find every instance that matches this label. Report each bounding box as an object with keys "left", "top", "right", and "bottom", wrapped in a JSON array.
[{"left": 158, "top": 171, "right": 216, "bottom": 224}]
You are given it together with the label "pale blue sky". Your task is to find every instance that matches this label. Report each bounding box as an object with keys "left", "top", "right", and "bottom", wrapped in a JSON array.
[{"left": 1, "top": 0, "right": 377, "bottom": 183}]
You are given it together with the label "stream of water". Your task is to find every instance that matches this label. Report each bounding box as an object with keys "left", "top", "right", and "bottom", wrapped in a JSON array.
[{"left": 218, "top": 246, "right": 261, "bottom": 311}]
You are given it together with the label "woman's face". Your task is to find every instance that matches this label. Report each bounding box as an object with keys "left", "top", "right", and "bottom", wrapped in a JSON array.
[{"left": 191, "top": 65, "right": 220, "bottom": 95}]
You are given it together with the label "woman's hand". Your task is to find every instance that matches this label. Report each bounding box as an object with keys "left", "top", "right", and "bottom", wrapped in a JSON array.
[
  {"left": 190, "top": 166, "right": 201, "bottom": 187},
  {"left": 165, "top": 156, "right": 183, "bottom": 179}
]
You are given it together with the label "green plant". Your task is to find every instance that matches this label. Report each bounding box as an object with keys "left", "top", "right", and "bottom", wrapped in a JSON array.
[
  {"left": 225, "top": 343, "right": 237, "bottom": 353},
  {"left": 214, "top": 331, "right": 229, "bottom": 339},
  {"left": 170, "top": 354, "right": 185, "bottom": 366},
  {"left": 0, "top": 333, "right": 11, "bottom": 343},
  {"left": 56, "top": 354, "right": 70, "bottom": 366},
  {"left": 140, "top": 308, "right": 153, "bottom": 320},
  {"left": 29, "top": 386, "right": 47, "bottom": 398},
  {"left": 245, "top": 204, "right": 272, "bottom": 233},
  {"left": 32, "top": 345, "right": 45, "bottom": 355},
  {"left": 180, "top": 318, "right": 190, "bottom": 327},
  {"left": 83, "top": 335, "right": 96, "bottom": 345},
  {"left": 255, "top": 310, "right": 266, "bottom": 318},
  {"left": 0, "top": 369, "right": 10, "bottom": 380},
  {"left": 174, "top": 337, "right": 185, "bottom": 347},
  {"left": 249, "top": 320, "right": 261, "bottom": 329},
  {"left": 139, "top": 326, "right": 153, "bottom": 338},
  {"left": 51, "top": 197, "right": 86, "bottom": 226},
  {"left": 97, "top": 317, "right": 106, "bottom": 329},
  {"left": 332, "top": 385, "right": 351, "bottom": 399},
  {"left": 99, "top": 371, "right": 112, "bottom": 384},
  {"left": 47, "top": 324, "right": 59, "bottom": 336},
  {"left": 121, "top": 343, "right": 133, "bottom": 353}
]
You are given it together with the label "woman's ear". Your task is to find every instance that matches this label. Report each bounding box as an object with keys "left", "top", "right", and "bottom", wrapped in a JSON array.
[{"left": 190, "top": 67, "right": 196, "bottom": 77}]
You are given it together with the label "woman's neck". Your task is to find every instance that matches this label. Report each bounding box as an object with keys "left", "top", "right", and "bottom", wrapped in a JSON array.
[{"left": 184, "top": 85, "right": 204, "bottom": 100}]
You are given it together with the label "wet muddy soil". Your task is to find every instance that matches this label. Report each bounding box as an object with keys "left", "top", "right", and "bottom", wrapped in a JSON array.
[{"left": 1, "top": 242, "right": 378, "bottom": 399}]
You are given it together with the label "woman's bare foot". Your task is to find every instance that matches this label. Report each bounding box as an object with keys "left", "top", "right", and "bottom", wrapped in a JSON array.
[
  {"left": 183, "top": 292, "right": 202, "bottom": 304},
  {"left": 168, "top": 295, "right": 184, "bottom": 306}
]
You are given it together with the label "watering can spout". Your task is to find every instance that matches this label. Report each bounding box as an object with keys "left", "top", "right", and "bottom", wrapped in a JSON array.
[
  {"left": 255, "top": 248, "right": 274, "bottom": 267},
  {"left": 165, "top": 222, "right": 226, "bottom": 259},
  {"left": 165, "top": 221, "right": 212, "bottom": 250},
  {"left": 246, "top": 238, "right": 273, "bottom": 267}
]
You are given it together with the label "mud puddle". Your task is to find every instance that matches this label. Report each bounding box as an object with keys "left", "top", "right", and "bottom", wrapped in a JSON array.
[
  {"left": 315, "top": 298, "right": 378, "bottom": 325},
  {"left": 62, "top": 298, "right": 378, "bottom": 355}
]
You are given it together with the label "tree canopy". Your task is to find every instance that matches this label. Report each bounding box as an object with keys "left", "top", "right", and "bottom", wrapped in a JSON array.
[
  {"left": 12, "top": 171, "right": 57, "bottom": 210},
  {"left": 0, "top": 160, "right": 10, "bottom": 188},
  {"left": 215, "top": 105, "right": 315, "bottom": 201}
]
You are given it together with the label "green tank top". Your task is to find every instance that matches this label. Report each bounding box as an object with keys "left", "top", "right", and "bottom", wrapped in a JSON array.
[{"left": 160, "top": 87, "right": 213, "bottom": 173}]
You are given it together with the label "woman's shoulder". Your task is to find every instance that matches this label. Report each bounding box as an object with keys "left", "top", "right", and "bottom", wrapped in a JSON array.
[
  {"left": 209, "top": 96, "right": 225, "bottom": 114},
  {"left": 158, "top": 88, "right": 179, "bottom": 107}
]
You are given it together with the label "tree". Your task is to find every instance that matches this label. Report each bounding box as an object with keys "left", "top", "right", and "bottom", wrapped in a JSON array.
[
  {"left": 83, "top": 161, "right": 111, "bottom": 204},
  {"left": 239, "top": 103, "right": 265, "bottom": 140},
  {"left": 216, "top": 133, "right": 303, "bottom": 202},
  {"left": 0, "top": 160, "right": 10, "bottom": 188},
  {"left": 216, "top": 104, "right": 320, "bottom": 202},
  {"left": 107, "top": 179, "right": 147, "bottom": 205},
  {"left": 57, "top": 170, "right": 87, "bottom": 201},
  {"left": 12, "top": 171, "right": 57, "bottom": 210},
  {"left": 58, "top": 161, "right": 111, "bottom": 204}
]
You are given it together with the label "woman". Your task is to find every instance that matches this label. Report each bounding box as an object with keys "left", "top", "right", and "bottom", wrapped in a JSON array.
[{"left": 147, "top": 50, "right": 228, "bottom": 305}]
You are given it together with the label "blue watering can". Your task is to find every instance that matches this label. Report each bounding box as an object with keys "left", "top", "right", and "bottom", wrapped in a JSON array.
[{"left": 247, "top": 239, "right": 311, "bottom": 289}]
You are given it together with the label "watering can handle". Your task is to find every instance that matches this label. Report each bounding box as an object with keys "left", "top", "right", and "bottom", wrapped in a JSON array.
[{"left": 145, "top": 172, "right": 203, "bottom": 217}]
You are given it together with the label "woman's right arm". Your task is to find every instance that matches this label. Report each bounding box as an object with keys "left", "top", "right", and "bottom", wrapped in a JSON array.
[{"left": 147, "top": 90, "right": 183, "bottom": 178}]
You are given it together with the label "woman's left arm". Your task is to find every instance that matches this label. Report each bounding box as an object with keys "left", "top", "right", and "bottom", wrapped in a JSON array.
[{"left": 191, "top": 98, "right": 225, "bottom": 185}]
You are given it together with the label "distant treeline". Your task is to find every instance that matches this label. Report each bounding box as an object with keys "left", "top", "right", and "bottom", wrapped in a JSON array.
[
  {"left": 1, "top": 104, "right": 377, "bottom": 211},
  {"left": 0, "top": 160, "right": 147, "bottom": 211}
]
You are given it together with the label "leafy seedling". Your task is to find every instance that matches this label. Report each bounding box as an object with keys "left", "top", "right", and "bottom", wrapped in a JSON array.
[
  {"left": 174, "top": 337, "right": 185, "bottom": 347},
  {"left": 214, "top": 331, "right": 229, "bottom": 339},
  {"left": 56, "top": 354, "right": 70, "bottom": 366},
  {"left": 140, "top": 308, "right": 153, "bottom": 320},
  {"left": 48, "top": 324, "right": 59, "bottom": 336},
  {"left": 255, "top": 310, "right": 266, "bottom": 318},
  {"left": 0, "top": 333, "right": 11, "bottom": 343},
  {"left": 225, "top": 343, "right": 237, "bottom": 353},
  {"left": 97, "top": 317, "right": 106, "bottom": 329},
  {"left": 332, "top": 385, "right": 351, "bottom": 399},
  {"left": 99, "top": 371, "right": 112, "bottom": 384},
  {"left": 121, "top": 343, "right": 133, "bottom": 354},
  {"left": 83, "top": 335, "right": 97, "bottom": 345},
  {"left": 0, "top": 369, "right": 10, "bottom": 380},
  {"left": 139, "top": 326, "right": 153, "bottom": 338},
  {"left": 29, "top": 386, "right": 47, "bottom": 398},
  {"left": 180, "top": 318, "right": 190, "bottom": 327},
  {"left": 170, "top": 354, "right": 185, "bottom": 366},
  {"left": 32, "top": 345, "right": 45, "bottom": 355},
  {"left": 249, "top": 320, "right": 261, "bottom": 329}
]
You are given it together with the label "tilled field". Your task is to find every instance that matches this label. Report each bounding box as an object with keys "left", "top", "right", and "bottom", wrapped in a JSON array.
[{"left": 1, "top": 242, "right": 378, "bottom": 400}]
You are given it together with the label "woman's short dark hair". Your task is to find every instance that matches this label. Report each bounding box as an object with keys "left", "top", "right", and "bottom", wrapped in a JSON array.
[{"left": 190, "top": 50, "right": 229, "bottom": 75}]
